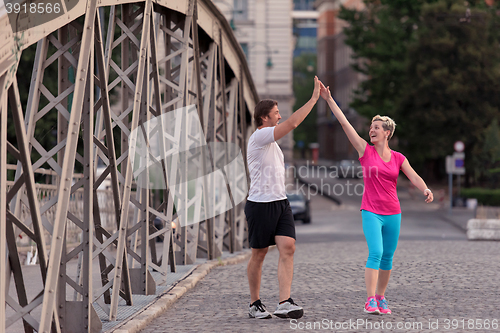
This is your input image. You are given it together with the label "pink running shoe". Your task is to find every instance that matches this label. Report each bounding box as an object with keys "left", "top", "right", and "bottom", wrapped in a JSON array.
[
  {"left": 376, "top": 294, "right": 392, "bottom": 315},
  {"left": 364, "top": 296, "right": 380, "bottom": 315}
]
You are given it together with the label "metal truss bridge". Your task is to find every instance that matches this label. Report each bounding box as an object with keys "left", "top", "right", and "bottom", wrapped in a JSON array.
[{"left": 0, "top": 0, "right": 258, "bottom": 331}]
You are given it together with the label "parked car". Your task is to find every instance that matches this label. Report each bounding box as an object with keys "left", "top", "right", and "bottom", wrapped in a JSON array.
[
  {"left": 154, "top": 217, "right": 164, "bottom": 242},
  {"left": 338, "top": 160, "right": 363, "bottom": 179},
  {"left": 286, "top": 192, "right": 311, "bottom": 224}
]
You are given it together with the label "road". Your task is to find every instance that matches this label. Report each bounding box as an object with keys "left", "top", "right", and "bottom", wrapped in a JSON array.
[
  {"left": 139, "top": 173, "right": 500, "bottom": 333},
  {"left": 293, "top": 172, "right": 466, "bottom": 244}
]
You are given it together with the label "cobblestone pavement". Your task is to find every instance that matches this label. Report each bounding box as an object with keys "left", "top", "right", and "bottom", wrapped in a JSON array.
[
  {"left": 140, "top": 240, "right": 500, "bottom": 333},
  {"left": 140, "top": 192, "right": 500, "bottom": 333}
]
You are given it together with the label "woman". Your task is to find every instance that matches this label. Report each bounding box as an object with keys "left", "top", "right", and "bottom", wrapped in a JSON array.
[{"left": 319, "top": 81, "right": 434, "bottom": 315}]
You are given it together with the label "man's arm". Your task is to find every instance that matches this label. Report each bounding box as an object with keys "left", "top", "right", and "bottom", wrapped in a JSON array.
[{"left": 273, "top": 76, "right": 321, "bottom": 141}]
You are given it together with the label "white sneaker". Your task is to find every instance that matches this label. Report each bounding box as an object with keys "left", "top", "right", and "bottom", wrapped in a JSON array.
[
  {"left": 273, "top": 298, "right": 304, "bottom": 319},
  {"left": 248, "top": 300, "right": 272, "bottom": 319}
]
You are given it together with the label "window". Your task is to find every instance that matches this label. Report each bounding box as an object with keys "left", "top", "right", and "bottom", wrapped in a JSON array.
[
  {"left": 296, "top": 36, "right": 317, "bottom": 49},
  {"left": 233, "top": 0, "right": 248, "bottom": 20},
  {"left": 293, "top": 0, "right": 315, "bottom": 10}
]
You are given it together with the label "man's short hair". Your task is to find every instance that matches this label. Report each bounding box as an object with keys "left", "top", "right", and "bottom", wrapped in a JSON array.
[{"left": 254, "top": 99, "right": 278, "bottom": 127}]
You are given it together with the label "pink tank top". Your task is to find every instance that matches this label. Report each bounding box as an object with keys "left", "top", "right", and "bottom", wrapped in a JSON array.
[{"left": 359, "top": 143, "right": 406, "bottom": 215}]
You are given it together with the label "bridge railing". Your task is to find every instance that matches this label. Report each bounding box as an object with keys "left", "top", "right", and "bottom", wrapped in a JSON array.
[{"left": 0, "top": 0, "right": 259, "bottom": 332}]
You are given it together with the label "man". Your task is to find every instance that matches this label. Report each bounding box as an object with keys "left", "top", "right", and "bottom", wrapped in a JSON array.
[{"left": 245, "top": 76, "right": 321, "bottom": 319}]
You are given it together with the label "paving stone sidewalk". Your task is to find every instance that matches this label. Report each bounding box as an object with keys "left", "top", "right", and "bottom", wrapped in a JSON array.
[
  {"left": 139, "top": 239, "right": 500, "bottom": 333},
  {"left": 133, "top": 166, "right": 497, "bottom": 333}
]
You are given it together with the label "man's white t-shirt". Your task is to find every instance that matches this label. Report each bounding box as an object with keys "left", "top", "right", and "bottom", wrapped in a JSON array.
[{"left": 247, "top": 126, "right": 286, "bottom": 202}]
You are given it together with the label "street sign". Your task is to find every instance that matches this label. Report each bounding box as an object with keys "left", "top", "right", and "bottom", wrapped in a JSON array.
[
  {"left": 454, "top": 141, "right": 464, "bottom": 152},
  {"left": 447, "top": 148, "right": 466, "bottom": 213},
  {"left": 446, "top": 153, "right": 465, "bottom": 175}
]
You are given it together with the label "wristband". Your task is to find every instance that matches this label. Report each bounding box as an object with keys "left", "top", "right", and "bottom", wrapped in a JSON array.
[{"left": 424, "top": 189, "right": 431, "bottom": 194}]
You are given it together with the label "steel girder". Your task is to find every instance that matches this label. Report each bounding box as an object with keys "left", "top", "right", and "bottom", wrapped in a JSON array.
[{"left": 0, "top": 0, "right": 258, "bottom": 331}]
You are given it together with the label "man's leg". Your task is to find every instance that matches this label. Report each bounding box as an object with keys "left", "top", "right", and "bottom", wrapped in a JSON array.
[
  {"left": 248, "top": 247, "right": 269, "bottom": 303},
  {"left": 275, "top": 235, "right": 295, "bottom": 302},
  {"left": 273, "top": 235, "right": 303, "bottom": 319}
]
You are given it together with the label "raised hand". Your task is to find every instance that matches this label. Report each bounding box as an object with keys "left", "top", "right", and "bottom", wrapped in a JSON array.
[
  {"left": 312, "top": 76, "right": 321, "bottom": 102},
  {"left": 319, "top": 80, "right": 331, "bottom": 101}
]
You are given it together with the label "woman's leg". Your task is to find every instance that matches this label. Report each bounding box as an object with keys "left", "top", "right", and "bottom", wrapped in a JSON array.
[
  {"left": 377, "top": 214, "right": 401, "bottom": 295},
  {"left": 376, "top": 270, "right": 391, "bottom": 296},
  {"left": 361, "top": 210, "right": 383, "bottom": 298},
  {"left": 365, "top": 268, "right": 379, "bottom": 298}
]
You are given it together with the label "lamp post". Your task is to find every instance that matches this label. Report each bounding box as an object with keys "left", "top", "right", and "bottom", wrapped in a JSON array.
[
  {"left": 266, "top": 57, "right": 273, "bottom": 69},
  {"left": 248, "top": 42, "right": 277, "bottom": 69},
  {"left": 229, "top": 9, "right": 244, "bottom": 30}
]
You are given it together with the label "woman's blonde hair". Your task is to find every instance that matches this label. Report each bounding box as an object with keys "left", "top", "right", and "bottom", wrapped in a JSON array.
[{"left": 372, "top": 115, "right": 396, "bottom": 140}]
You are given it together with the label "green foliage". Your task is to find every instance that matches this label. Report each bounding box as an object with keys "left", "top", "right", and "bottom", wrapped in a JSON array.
[
  {"left": 475, "top": 119, "right": 500, "bottom": 186},
  {"left": 339, "top": 0, "right": 500, "bottom": 182},
  {"left": 399, "top": 1, "right": 500, "bottom": 172},
  {"left": 293, "top": 53, "right": 317, "bottom": 148},
  {"left": 461, "top": 187, "right": 500, "bottom": 206},
  {"left": 482, "top": 118, "right": 500, "bottom": 165},
  {"left": 339, "top": 0, "right": 425, "bottom": 121}
]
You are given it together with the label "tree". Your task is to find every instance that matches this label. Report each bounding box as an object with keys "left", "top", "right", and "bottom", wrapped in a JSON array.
[
  {"left": 339, "top": 0, "right": 500, "bottom": 182},
  {"left": 339, "top": 0, "right": 425, "bottom": 124},
  {"left": 398, "top": 1, "right": 500, "bottom": 182},
  {"left": 292, "top": 53, "right": 317, "bottom": 149},
  {"left": 475, "top": 118, "right": 500, "bottom": 187}
]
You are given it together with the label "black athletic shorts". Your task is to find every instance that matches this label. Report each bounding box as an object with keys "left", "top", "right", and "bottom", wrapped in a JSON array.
[{"left": 244, "top": 199, "right": 296, "bottom": 249}]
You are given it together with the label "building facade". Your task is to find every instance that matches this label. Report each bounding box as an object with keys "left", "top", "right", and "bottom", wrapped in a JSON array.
[
  {"left": 214, "top": 0, "right": 295, "bottom": 162},
  {"left": 293, "top": 0, "right": 318, "bottom": 58}
]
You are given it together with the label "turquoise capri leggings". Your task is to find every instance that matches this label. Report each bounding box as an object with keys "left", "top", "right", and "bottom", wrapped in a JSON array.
[{"left": 362, "top": 210, "right": 401, "bottom": 270}]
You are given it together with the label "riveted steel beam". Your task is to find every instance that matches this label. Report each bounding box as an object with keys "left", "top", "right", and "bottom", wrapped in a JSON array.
[{"left": 2, "top": 0, "right": 259, "bottom": 330}]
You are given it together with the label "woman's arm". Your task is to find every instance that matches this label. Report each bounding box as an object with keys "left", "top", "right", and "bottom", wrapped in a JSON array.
[
  {"left": 319, "top": 81, "right": 367, "bottom": 157},
  {"left": 401, "top": 159, "right": 434, "bottom": 203}
]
